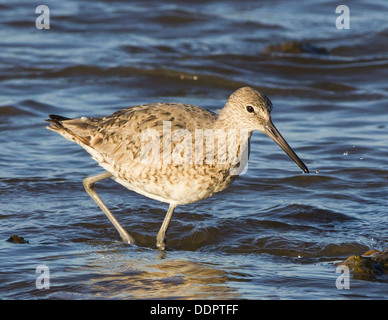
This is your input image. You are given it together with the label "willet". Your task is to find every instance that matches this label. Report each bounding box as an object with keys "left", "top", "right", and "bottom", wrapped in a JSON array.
[{"left": 46, "top": 87, "right": 309, "bottom": 249}]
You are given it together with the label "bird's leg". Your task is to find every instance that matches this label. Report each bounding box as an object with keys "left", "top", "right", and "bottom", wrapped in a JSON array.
[
  {"left": 156, "top": 204, "right": 177, "bottom": 250},
  {"left": 83, "top": 172, "right": 135, "bottom": 244}
]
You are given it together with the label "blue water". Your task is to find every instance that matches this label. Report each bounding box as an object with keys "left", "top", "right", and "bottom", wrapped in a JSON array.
[{"left": 0, "top": 0, "right": 387, "bottom": 299}]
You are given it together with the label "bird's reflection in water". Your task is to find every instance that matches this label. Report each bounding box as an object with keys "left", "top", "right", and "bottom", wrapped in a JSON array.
[{"left": 88, "top": 248, "right": 242, "bottom": 299}]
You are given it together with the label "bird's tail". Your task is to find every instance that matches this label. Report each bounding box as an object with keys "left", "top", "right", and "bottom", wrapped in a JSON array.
[{"left": 45, "top": 114, "right": 92, "bottom": 146}]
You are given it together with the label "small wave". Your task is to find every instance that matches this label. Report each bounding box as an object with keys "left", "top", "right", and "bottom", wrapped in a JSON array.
[
  {"left": 0, "top": 100, "right": 64, "bottom": 122},
  {"left": 0, "top": 105, "right": 35, "bottom": 117},
  {"left": 158, "top": 202, "right": 362, "bottom": 257}
]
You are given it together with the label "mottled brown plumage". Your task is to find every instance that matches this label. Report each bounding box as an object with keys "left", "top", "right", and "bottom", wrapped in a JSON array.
[{"left": 46, "top": 87, "right": 308, "bottom": 249}]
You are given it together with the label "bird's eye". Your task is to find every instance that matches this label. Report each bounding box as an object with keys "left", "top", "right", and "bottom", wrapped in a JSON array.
[{"left": 246, "top": 105, "right": 254, "bottom": 113}]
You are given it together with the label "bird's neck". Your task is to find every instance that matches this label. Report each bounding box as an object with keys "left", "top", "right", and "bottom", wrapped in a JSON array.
[
  {"left": 214, "top": 109, "right": 253, "bottom": 139},
  {"left": 207, "top": 113, "right": 252, "bottom": 173}
]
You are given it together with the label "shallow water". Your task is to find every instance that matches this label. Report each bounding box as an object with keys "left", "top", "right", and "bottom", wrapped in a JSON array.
[{"left": 1, "top": 0, "right": 387, "bottom": 299}]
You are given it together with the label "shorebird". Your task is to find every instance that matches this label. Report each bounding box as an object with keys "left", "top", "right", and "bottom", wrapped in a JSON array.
[{"left": 46, "top": 87, "right": 308, "bottom": 249}]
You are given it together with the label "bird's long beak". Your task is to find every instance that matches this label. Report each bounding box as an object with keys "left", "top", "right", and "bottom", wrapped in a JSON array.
[{"left": 265, "top": 121, "right": 309, "bottom": 173}]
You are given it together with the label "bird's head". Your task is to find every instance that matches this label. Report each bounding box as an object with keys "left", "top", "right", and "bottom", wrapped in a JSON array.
[{"left": 221, "top": 87, "right": 309, "bottom": 173}]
